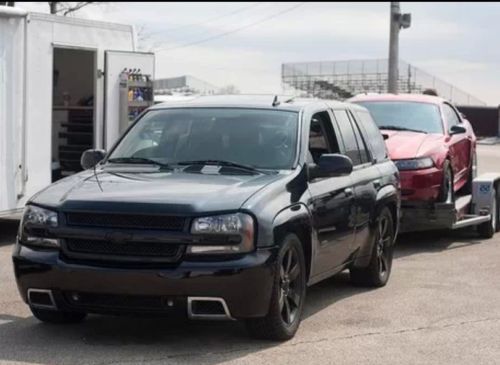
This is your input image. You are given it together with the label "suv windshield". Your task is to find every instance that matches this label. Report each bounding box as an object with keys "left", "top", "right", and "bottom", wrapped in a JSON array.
[
  {"left": 357, "top": 101, "right": 443, "bottom": 134},
  {"left": 109, "top": 108, "right": 299, "bottom": 170}
]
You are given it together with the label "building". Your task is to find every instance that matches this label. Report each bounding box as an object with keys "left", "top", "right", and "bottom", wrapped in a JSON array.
[
  {"left": 154, "top": 75, "right": 220, "bottom": 95},
  {"left": 282, "top": 59, "right": 486, "bottom": 106}
]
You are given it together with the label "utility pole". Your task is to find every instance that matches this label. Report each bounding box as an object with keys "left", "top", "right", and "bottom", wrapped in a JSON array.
[{"left": 388, "top": 2, "right": 411, "bottom": 94}]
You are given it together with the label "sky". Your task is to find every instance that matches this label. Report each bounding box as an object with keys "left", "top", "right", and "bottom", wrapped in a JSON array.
[{"left": 16, "top": 2, "right": 500, "bottom": 105}]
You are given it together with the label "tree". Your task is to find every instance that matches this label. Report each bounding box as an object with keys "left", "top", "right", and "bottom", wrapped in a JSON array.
[
  {"left": 0, "top": 2, "right": 15, "bottom": 6},
  {"left": 48, "top": 2, "right": 97, "bottom": 16}
]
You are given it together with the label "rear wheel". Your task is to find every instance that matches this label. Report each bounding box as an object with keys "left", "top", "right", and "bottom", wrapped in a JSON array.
[
  {"left": 350, "top": 207, "right": 395, "bottom": 287},
  {"left": 246, "top": 234, "right": 306, "bottom": 341},
  {"left": 462, "top": 150, "right": 477, "bottom": 194},
  {"left": 438, "top": 161, "right": 454, "bottom": 203},
  {"left": 30, "top": 307, "right": 87, "bottom": 324}
]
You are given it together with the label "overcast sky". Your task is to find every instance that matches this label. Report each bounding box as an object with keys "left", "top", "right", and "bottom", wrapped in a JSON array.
[{"left": 18, "top": 2, "right": 500, "bottom": 105}]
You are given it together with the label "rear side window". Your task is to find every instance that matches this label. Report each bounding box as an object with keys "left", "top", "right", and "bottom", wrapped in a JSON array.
[
  {"left": 347, "top": 111, "right": 370, "bottom": 164},
  {"left": 332, "top": 110, "right": 363, "bottom": 165},
  {"left": 355, "top": 110, "right": 387, "bottom": 162}
]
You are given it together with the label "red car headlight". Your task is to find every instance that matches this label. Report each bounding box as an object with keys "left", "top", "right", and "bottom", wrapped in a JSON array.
[{"left": 394, "top": 157, "right": 434, "bottom": 171}]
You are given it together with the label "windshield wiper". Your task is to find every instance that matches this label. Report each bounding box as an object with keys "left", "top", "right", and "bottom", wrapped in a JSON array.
[
  {"left": 107, "top": 157, "right": 172, "bottom": 169},
  {"left": 378, "top": 125, "right": 428, "bottom": 134},
  {"left": 174, "top": 160, "right": 266, "bottom": 174}
]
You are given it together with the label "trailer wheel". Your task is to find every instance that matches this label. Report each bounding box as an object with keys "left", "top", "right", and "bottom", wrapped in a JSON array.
[{"left": 477, "top": 186, "right": 499, "bottom": 238}]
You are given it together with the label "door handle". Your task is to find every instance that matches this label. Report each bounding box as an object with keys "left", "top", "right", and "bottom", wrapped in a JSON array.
[
  {"left": 344, "top": 188, "right": 353, "bottom": 197},
  {"left": 373, "top": 179, "right": 381, "bottom": 189}
]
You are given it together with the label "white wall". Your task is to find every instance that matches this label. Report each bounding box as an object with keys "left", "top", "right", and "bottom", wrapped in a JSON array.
[
  {"left": 16, "top": 13, "right": 135, "bottom": 209},
  {"left": 0, "top": 16, "right": 25, "bottom": 213}
]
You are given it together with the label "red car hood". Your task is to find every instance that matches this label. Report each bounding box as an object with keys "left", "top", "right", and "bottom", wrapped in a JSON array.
[{"left": 382, "top": 130, "right": 445, "bottom": 160}]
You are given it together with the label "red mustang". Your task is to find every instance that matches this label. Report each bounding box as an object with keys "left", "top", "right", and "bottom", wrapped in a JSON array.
[{"left": 349, "top": 94, "right": 477, "bottom": 203}]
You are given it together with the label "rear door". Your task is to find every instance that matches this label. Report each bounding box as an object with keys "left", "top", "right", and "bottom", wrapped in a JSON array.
[
  {"left": 442, "top": 102, "right": 471, "bottom": 186},
  {"left": 104, "top": 51, "right": 154, "bottom": 149}
]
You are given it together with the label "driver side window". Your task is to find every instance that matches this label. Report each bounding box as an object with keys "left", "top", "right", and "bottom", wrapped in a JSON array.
[
  {"left": 443, "top": 103, "right": 461, "bottom": 128},
  {"left": 308, "top": 112, "right": 340, "bottom": 164}
]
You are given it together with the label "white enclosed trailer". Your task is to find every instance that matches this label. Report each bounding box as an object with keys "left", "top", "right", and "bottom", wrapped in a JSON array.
[{"left": 0, "top": 7, "right": 154, "bottom": 218}]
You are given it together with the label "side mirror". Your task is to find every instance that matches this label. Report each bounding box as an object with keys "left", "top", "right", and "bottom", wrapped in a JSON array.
[
  {"left": 81, "top": 149, "right": 106, "bottom": 170},
  {"left": 309, "top": 154, "right": 353, "bottom": 180},
  {"left": 449, "top": 125, "right": 466, "bottom": 135}
]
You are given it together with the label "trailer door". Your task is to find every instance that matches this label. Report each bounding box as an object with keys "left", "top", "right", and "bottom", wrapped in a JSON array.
[{"left": 104, "top": 51, "right": 154, "bottom": 149}]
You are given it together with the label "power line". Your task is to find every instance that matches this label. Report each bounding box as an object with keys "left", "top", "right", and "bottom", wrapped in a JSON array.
[
  {"left": 147, "top": 2, "right": 263, "bottom": 37},
  {"left": 155, "top": 2, "right": 305, "bottom": 53}
]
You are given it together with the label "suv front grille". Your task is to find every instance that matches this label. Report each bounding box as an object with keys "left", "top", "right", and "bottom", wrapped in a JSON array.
[
  {"left": 65, "top": 212, "right": 186, "bottom": 231},
  {"left": 66, "top": 238, "right": 183, "bottom": 258}
]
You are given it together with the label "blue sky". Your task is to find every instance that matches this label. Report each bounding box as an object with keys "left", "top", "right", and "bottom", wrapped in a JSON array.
[{"left": 18, "top": 2, "right": 500, "bottom": 105}]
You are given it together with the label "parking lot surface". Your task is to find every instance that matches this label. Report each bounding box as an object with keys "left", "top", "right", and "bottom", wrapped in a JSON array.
[{"left": 1, "top": 144, "right": 500, "bottom": 365}]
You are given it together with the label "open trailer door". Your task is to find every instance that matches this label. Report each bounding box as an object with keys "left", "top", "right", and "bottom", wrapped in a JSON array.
[{"left": 104, "top": 50, "right": 154, "bottom": 149}]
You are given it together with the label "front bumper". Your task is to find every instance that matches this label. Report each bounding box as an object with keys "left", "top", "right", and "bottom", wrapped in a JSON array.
[
  {"left": 12, "top": 243, "right": 278, "bottom": 319},
  {"left": 399, "top": 167, "right": 443, "bottom": 201}
]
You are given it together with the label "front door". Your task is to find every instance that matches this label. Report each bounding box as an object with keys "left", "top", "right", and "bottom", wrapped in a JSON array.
[
  {"left": 443, "top": 103, "right": 471, "bottom": 185},
  {"left": 307, "top": 111, "right": 356, "bottom": 276}
]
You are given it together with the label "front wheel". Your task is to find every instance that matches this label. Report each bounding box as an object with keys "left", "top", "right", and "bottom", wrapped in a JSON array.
[
  {"left": 438, "top": 161, "right": 454, "bottom": 203},
  {"left": 350, "top": 207, "right": 395, "bottom": 287},
  {"left": 245, "top": 234, "right": 306, "bottom": 341}
]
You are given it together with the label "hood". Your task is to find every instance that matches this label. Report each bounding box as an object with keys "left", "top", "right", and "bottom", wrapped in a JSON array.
[
  {"left": 30, "top": 166, "right": 283, "bottom": 214},
  {"left": 382, "top": 130, "right": 445, "bottom": 160}
]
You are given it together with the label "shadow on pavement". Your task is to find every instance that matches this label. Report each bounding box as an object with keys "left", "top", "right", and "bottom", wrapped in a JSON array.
[
  {"left": 0, "top": 275, "right": 368, "bottom": 365},
  {"left": 394, "top": 228, "right": 485, "bottom": 260},
  {"left": 0, "top": 223, "right": 492, "bottom": 364}
]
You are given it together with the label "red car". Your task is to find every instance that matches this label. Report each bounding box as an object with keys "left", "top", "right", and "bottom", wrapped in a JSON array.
[{"left": 349, "top": 94, "right": 477, "bottom": 203}]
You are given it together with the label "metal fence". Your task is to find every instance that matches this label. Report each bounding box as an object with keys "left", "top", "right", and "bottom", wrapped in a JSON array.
[{"left": 282, "top": 59, "right": 486, "bottom": 106}]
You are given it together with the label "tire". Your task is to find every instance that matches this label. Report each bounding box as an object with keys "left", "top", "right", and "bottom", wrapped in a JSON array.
[
  {"left": 462, "top": 150, "right": 477, "bottom": 195},
  {"left": 438, "top": 160, "right": 454, "bottom": 203},
  {"left": 477, "top": 188, "right": 499, "bottom": 238},
  {"left": 350, "top": 207, "right": 395, "bottom": 287},
  {"left": 245, "top": 234, "right": 306, "bottom": 341},
  {"left": 30, "top": 306, "right": 87, "bottom": 324}
]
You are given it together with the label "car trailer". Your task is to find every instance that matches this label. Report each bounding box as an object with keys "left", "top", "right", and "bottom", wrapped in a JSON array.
[{"left": 399, "top": 173, "right": 500, "bottom": 238}]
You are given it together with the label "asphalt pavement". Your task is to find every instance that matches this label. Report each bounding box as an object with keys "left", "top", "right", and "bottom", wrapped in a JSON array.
[{"left": 1, "top": 145, "right": 500, "bottom": 365}]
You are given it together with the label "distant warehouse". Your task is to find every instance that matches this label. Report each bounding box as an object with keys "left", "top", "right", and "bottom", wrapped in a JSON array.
[
  {"left": 154, "top": 75, "right": 220, "bottom": 95},
  {"left": 282, "top": 59, "right": 486, "bottom": 106}
]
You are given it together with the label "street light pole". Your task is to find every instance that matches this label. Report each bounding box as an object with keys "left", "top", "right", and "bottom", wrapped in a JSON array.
[
  {"left": 388, "top": 2, "right": 411, "bottom": 94},
  {"left": 388, "top": 2, "right": 400, "bottom": 94}
]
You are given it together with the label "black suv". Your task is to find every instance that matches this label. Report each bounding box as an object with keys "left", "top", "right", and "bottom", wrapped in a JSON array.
[{"left": 13, "top": 95, "right": 400, "bottom": 340}]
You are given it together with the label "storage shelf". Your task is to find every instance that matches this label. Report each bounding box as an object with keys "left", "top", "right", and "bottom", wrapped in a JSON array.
[
  {"left": 128, "top": 81, "right": 151, "bottom": 88},
  {"left": 128, "top": 100, "right": 151, "bottom": 107}
]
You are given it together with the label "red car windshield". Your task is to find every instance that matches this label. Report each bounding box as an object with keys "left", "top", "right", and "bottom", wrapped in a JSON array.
[{"left": 357, "top": 101, "right": 443, "bottom": 134}]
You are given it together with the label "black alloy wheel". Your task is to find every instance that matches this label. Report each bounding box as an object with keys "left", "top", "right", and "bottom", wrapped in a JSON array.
[
  {"left": 350, "top": 207, "right": 395, "bottom": 287},
  {"left": 279, "top": 244, "right": 303, "bottom": 326},
  {"left": 375, "top": 212, "right": 393, "bottom": 283},
  {"left": 246, "top": 234, "right": 306, "bottom": 341}
]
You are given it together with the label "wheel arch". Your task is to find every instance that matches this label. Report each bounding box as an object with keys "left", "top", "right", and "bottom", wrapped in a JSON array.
[
  {"left": 272, "top": 204, "right": 313, "bottom": 281},
  {"left": 352, "top": 185, "right": 399, "bottom": 269}
]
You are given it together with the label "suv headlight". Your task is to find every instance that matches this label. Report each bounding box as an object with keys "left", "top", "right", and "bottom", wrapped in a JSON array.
[
  {"left": 188, "top": 213, "right": 254, "bottom": 255},
  {"left": 394, "top": 157, "right": 434, "bottom": 171},
  {"left": 19, "top": 205, "right": 60, "bottom": 248}
]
